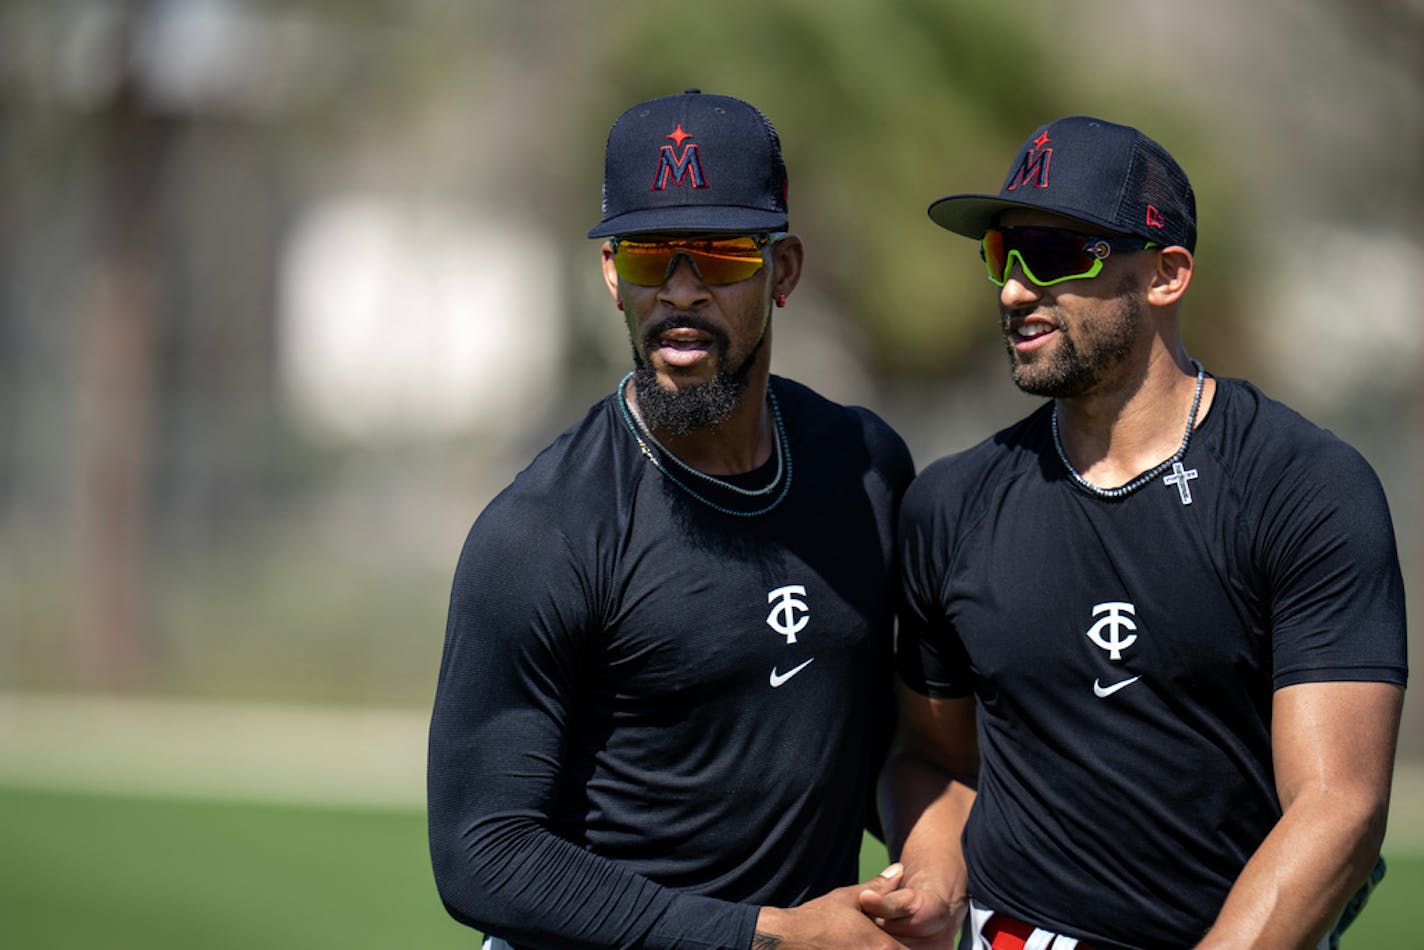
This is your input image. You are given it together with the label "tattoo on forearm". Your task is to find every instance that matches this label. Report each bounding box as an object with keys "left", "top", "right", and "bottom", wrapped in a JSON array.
[{"left": 751, "top": 933, "right": 783, "bottom": 950}]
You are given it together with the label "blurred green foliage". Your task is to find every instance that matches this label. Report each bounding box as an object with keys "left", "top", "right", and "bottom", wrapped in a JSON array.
[
  {"left": 0, "top": 0, "right": 1417, "bottom": 737},
  {"left": 561, "top": 0, "right": 1256, "bottom": 378}
]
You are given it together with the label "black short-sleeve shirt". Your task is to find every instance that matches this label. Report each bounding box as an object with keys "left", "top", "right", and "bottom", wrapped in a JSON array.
[{"left": 897, "top": 377, "right": 1407, "bottom": 949}]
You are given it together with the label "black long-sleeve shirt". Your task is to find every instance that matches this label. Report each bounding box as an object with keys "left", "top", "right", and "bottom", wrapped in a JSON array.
[{"left": 428, "top": 376, "right": 914, "bottom": 949}]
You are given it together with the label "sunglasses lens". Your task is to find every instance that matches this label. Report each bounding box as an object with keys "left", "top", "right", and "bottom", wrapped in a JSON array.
[
  {"left": 981, "top": 229, "right": 1008, "bottom": 284},
  {"left": 613, "top": 237, "right": 766, "bottom": 286},
  {"left": 684, "top": 238, "right": 768, "bottom": 284},
  {"left": 1027, "top": 230, "right": 1099, "bottom": 282},
  {"left": 982, "top": 228, "right": 1104, "bottom": 286},
  {"left": 612, "top": 242, "right": 676, "bottom": 286}
]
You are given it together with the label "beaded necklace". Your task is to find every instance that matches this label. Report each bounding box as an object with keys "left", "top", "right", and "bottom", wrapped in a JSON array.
[
  {"left": 616, "top": 372, "right": 793, "bottom": 517},
  {"left": 1050, "top": 360, "right": 1204, "bottom": 500}
]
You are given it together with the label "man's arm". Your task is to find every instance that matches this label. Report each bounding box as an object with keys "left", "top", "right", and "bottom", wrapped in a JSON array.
[
  {"left": 428, "top": 508, "right": 914, "bottom": 950},
  {"left": 428, "top": 511, "right": 761, "bottom": 948},
  {"left": 858, "top": 684, "right": 979, "bottom": 946},
  {"left": 753, "top": 875, "right": 910, "bottom": 950},
  {"left": 1195, "top": 680, "right": 1403, "bottom": 949}
]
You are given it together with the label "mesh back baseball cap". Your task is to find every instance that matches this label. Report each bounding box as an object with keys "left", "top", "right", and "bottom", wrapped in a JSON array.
[
  {"left": 928, "top": 115, "right": 1197, "bottom": 251},
  {"left": 588, "top": 90, "right": 789, "bottom": 238}
]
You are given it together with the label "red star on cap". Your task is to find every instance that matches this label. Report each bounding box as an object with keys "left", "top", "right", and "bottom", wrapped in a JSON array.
[
  {"left": 1033, "top": 131, "right": 1051, "bottom": 149},
  {"left": 667, "top": 124, "right": 692, "bottom": 147}
]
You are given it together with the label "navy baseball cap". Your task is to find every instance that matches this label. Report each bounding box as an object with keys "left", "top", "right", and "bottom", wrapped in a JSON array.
[
  {"left": 588, "top": 90, "right": 789, "bottom": 238},
  {"left": 928, "top": 116, "right": 1197, "bottom": 251}
]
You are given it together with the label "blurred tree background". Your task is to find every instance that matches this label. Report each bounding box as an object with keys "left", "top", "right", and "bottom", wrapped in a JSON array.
[{"left": 1, "top": 0, "right": 1420, "bottom": 761}]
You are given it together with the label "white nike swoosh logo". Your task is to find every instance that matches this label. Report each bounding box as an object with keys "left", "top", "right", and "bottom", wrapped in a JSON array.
[
  {"left": 1093, "top": 676, "right": 1140, "bottom": 698},
  {"left": 769, "top": 658, "right": 815, "bottom": 688}
]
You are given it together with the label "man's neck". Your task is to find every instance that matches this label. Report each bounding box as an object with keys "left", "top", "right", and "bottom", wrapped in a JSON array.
[
  {"left": 1053, "top": 352, "right": 1212, "bottom": 489},
  {"left": 626, "top": 375, "right": 774, "bottom": 477}
]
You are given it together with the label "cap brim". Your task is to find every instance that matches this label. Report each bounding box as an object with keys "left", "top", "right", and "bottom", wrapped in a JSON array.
[
  {"left": 588, "top": 206, "right": 787, "bottom": 239},
  {"left": 928, "top": 192, "right": 1133, "bottom": 240},
  {"left": 927, "top": 193, "right": 1043, "bottom": 238}
]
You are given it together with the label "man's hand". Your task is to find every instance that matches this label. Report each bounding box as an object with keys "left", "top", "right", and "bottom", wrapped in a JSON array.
[
  {"left": 753, "top": 867, "right": 910, "bottom": 949},
  {"left": 859, "top": 865, "right": 962, "bottom": 949}
]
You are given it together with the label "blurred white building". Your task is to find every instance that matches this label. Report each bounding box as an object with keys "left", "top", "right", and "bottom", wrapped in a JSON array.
[{"left": 279, "top": 198, "right": 562, "bottom": 440}]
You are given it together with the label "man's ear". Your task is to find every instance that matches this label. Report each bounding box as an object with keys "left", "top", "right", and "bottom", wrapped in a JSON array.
[
  {"left": 1147, "top": 245, "right": 1193, "bottom": 307},
  {"left": 600, "top": 241, "right": 622, "bottom": 306},
  {"left": 769, "top": 234, "right": 804, "bottom": 304}
]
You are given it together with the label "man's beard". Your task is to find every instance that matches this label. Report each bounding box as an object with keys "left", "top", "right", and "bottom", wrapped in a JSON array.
[
  {"left": 631, "top": 314, "right": 766, "bottom": 435},
  {"left": 1007, "top": 276, "right": 1142, "bottom": 398}
]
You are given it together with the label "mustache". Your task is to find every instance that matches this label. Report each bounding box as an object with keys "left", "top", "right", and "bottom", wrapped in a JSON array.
[{"left": 641, "top": 313, "right": 731, "bottom": 353}]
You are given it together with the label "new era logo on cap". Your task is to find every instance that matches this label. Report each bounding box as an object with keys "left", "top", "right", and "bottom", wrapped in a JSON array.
[
  {"left": 928, "top": 115, "right": 1197, "bottom": 251},
  {"left": 589, "top": 90, "right": 789, "bottom": 238}
]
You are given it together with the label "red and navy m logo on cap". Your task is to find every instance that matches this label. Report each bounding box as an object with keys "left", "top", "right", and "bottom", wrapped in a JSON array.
[
  {"left": 1006, "top": 130, "right": 1053, "bottom": 192},
  {"left": 651, "top": 123, "right": 708, "bottom": 191}
]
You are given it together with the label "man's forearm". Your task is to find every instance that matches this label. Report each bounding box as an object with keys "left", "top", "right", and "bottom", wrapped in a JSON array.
[
  {"left": 878, "top": 751, "right": 976, "bottom": 914},
  {"left": 1199, "top": 681, "right": 1405, "bottom": 948},
  {"left": 1195, "top": 784, "right": 1388, "bottom": 948}
]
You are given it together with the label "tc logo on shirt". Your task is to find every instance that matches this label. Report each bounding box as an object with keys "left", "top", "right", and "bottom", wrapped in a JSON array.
[
  {"left": 766, "top": 585, "right": 810, "bottom": 644},
  {"left": 1086, "top": 601, "right": 1138, "bottom": 660}
]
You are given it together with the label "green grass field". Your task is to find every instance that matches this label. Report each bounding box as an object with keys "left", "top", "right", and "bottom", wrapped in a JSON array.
[
  {"left": 1, "top": 785, "right": 1420, "bottom": 948},
  {"left": 0, "top": 786, "right": 472, "bottom": 949}
]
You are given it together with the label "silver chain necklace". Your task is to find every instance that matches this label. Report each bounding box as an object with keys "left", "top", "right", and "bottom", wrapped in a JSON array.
[
  {"left": 1051, "top": 360, "right": 1204, "bottom": 500},
  {"left": 616, "top": 373, "right": 793, "bottom": 517}
]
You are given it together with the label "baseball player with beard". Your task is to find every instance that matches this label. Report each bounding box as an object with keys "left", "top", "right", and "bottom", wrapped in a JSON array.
[
  {"left": 864, "top": 116, "right": 1407, "bottom": 949},
  {"left": 429, "top": 90, "right": 917, "bottom": 950}
]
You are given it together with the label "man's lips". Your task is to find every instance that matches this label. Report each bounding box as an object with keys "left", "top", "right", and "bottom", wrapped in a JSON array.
[
  {"left": 1007, "top": 316, "right": 1057, "bottom": 350},
  {"left": 653, "top": 329, "right": 715, "bottom": 367},
  {"left": 658, "top": 328, "right": 712, "bottom": 347}
]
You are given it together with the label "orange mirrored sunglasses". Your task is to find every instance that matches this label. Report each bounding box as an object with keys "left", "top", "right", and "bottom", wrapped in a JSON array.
[{"left": 610, "top": 233, "right": 782, "bottom": 286}]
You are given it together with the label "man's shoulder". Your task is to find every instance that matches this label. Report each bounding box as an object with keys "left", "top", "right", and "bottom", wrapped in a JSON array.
[
  {"left": 773, "top": 375, "right": 899, "bottom": 435},
  {"left": 897, "top": 406, "right": 1049, "bottom": 544},
  {"left": 478, "top": 394, "right": 626, "bottom": 529},
  {"left": 1210, "top": 377, "right": 1378, "bottom": 478},
  {"left": 773, "top": 375, "right": 915, "bottom": 474},
  {"left": 910, "top": 403, "right": 1050, "bottom": 501}
]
